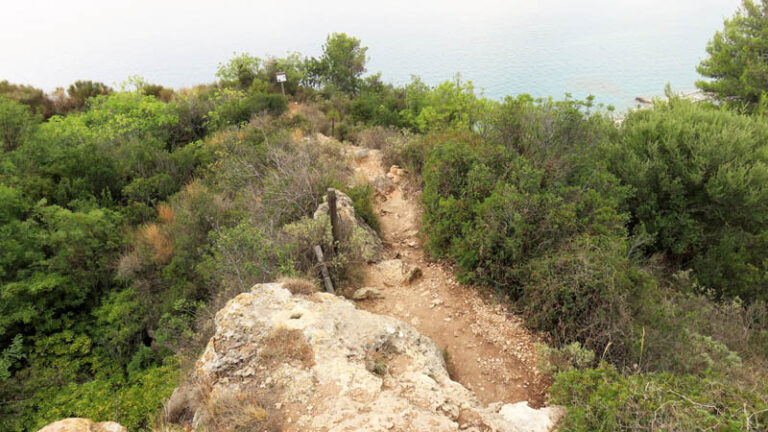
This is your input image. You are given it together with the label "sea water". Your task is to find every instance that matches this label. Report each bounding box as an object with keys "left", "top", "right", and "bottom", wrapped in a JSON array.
[{"left": 1, "top": 0, "right": 742, "bottom": 111}]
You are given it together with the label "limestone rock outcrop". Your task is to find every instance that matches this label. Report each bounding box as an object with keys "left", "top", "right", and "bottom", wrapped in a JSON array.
[
  {"left": 169, "top": 283, "right": 563, "bottom": 432},
  {"left": 37, "top": 418, "right": 126, "bottom": 432},
  {"left": 313, "top": 187, "right": 383, "bottom": 261}
]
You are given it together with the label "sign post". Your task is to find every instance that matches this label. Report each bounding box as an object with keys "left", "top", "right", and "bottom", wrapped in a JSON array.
[{"left": 276, "top": 71, "right": 287, "bottom": 97}]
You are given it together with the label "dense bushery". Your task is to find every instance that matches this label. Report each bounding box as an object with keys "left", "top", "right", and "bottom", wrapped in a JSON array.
[{"left": 2, "top": 9, "right": 768, "bottom": 429}]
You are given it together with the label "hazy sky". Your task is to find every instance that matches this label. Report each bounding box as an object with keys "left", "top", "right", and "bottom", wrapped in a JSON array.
[{"left": 1, "top": 0, "right": 742, "bottom": 104}]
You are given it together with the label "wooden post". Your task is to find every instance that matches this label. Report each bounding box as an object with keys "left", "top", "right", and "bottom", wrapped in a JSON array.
[
  {"left": 327, "top": 188, "right": 341, "bottom": 254},
  {"left": 313, "top": 245, "right": 335, "bottom": 294}
]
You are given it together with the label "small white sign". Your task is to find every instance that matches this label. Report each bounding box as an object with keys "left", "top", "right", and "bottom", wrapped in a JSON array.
[{"left": 276, "top": 72, "right": 287, "bottom": 83}]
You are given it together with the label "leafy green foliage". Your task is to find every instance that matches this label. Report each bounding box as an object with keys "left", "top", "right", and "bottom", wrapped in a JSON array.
[
  {"left": 697, "top": 0, "right": 768, "bottom": 106},
  {"left": 262, "top": 52, "right": 306, "bottom": 96},
  {"left": 306, "top": 33, "right": 368, "bottom": 95},
  {"left": 217, "top": 52, "right": 262, "bottom": 89},
  {"left": 605, "top": 97, "right": 768, "bottom": 301},
  {"left": 406, "top": 76, "right": 486, "bottom": 132},
  {"left": 3, "top": 31, "right": 768, "bottom": 432},
  {"left": 0, "top": 336, "right": 24, "bottom": 381},
  {"left": 0, "top": 96, "right": 39, "bottom": 151},
  {"left": 344, "top": 184, "right": 380, "bottom": 233},
  {"left": 348, "top": 75, "right": 406, "bottom": 127},
  {"left": 0, "top": 90, "right": 212, "bottom": 430},
  {"left": 28, "top": 362, "right": 179, "bottom": 431},
  {"left": 205, "top": 88, "right": 287, "bottom": 130},
  {"left": 549, "top": 365, "right": 768, "bottom": 431}
]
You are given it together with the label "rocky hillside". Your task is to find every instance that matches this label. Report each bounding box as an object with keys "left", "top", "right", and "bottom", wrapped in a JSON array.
[{"left": 165, "top": 282, "right": 563, "bottom": 432}]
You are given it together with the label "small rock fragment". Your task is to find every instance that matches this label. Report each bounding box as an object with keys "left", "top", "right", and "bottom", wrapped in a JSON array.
[
  {"left": 403, "top": 266, "right": 423, "bottom": 284},
  {"left": 352, "top": 287, "right": 384, "bottom": 300}
]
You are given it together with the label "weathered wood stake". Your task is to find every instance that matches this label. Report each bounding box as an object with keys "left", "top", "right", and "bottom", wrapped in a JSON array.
[
  {"left": 313, "top": 245, "right": 335, "bottom": 294},
  {"left": 327, "top": 188, "right": 341, "bottom": 253}
]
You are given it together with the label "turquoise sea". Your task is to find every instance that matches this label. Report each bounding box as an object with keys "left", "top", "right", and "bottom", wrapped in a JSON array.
[{"left": 1, "top": 0, "right": 742, "bottom": 111}]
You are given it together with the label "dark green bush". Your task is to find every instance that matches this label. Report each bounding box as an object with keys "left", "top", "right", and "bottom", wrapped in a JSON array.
[
  {"left": 67, "top": 80, "right": 112, "bottom": 110},
  {"left": 605, "top": 97, "right": 768, "bottom": 301},
  {"left": 520, "top": 235, "right": 644, "bottom": 359}
]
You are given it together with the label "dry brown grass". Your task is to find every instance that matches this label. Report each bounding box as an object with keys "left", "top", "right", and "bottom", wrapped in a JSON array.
[
  {"left": 140, "top": 223, "right": 174, "bottom": 265},
  {"left": 116, "top": 252, "right": 141, "bottom": 280},
  {"left": 157, "top": 203, "right": 175, "bottom": 224},
  {"left": 294, "top": 103, "right": 331, "bottom": 135},
  {"left": 278, "top": 277, "right": 317, "bottom": 295},
  {"left": 290, "top": 127, "right": 304, "bottom": 142},
  {"left": 259, "top": 328, "right": 315, "bottom": 369},
  {"left": 357, "top": 126, "right": 400, "bottom": 150},
  {"left": 203, "top": 390, "right": 280, "bottom": 432},
  {"left": 164, "top": 383, "right": 282, "bottom": 432}
]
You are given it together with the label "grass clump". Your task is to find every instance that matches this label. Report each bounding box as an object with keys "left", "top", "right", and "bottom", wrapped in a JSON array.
[
  {"left": 278, "top": 277, "right": 317, "bottom": 295},
  {"left": 259, "top": 328, "right": 315, "bottom": 369}
]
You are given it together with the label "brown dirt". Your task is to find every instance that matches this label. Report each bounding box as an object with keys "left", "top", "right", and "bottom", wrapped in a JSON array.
[{"left": 346, "top": 144, "right": 549, "bottom": 407}]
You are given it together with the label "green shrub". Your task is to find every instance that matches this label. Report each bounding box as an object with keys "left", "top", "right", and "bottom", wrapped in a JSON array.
[
  {"left": 381, "top": 131, "right": 434, "bottom": 176},
  {"left": 549, "top": 365, "right": 768, "bottom": 431},
  {"left": 67, "top": 80, "right": 112, "bottom": 110},
  {"left": 605, "top": 97, "right": 768, "bottom": 301},
  {"left": 536, "top": 342, "right": 595, "bottom": 376},
  {"left": 28, "top": 362, "right": 179, "bottom": 431},
  {"left": 356, "top": 126, "right": 400, "bottom": 150},
  {"left": 345, "top": 183, "right": 379, "bottom": 233},
  {"left": 206, "top": 89, "right": 287, "bottom": 130},
  {"left": 520, "top": 235, "right": 644, "bottom": 360},
  {"left": 201, "top": 221, "right": 293, "bottom": 293},
  {"left": 0, "top": 96, "right": 39, "bottom": 151}
]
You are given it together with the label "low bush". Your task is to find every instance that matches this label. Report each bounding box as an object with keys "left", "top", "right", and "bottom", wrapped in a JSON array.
[
  {"left": 536, "top": 342, "right": 596, "bottom": 376},
  {"left": 520, "top": 236, "right": 643, "bottom": 361},
  {"left": 549, "top": 365, "right": 768, "bottom": 431},
  {"left": 356, "top": 125, "right": 400, "bottom": 150},
  {"left": 0, "top": 96, "right": 39, "bottom": 151},
  {"left": 345, "top": 183, "right": 380, "bottom": 233},
  {"left": 193, "top": 387, "right": 281, "bottom": 432},
  {"left": 278, "top": 277, "right": 317, "bottom": 295},
  {"left": 604, "top": 97, "right": 768, "bottom": 301},
  {"left": 380, "top": 131, "right": 431, "bottom": 177}
]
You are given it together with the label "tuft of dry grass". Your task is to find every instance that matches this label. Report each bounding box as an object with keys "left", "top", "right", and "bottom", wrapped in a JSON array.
[
  {"left": 259, "top": 328, "right": 315, "bottom": 369},
  {"left": 116, "top": 252, "right": 141, "bottom": 280},
  {"left": 290, "top": 128, "right": 304, "bottom": 142},
  {"left": 204, "top": 390, "right": 275, "bottom": 432},
  {"left": 140, "top": 223, "right": 174, "bottom": 265},
  {"left": 157, "top": 203, "right": 174, "bottom": 224},
  {"left": 171, "top": 384, "right": 282, "bottom": 432},
  {"left": 278, "top": 277, "right": 317, "bottom": 295}
]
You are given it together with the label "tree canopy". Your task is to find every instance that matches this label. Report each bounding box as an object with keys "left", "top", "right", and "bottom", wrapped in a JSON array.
[
  {"left": 696, "top": 0, "right": 768, "bottom": 106},
  {"left": 307, "top": 33, "right": 368, "bottom": 95}
]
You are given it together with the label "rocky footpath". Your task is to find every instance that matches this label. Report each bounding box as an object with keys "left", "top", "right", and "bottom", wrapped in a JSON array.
[{"left": 166, "top": 283, "right": 563, "bottom": 432}]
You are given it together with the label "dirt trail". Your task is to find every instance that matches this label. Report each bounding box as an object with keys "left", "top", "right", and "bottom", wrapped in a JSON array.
[{"left": 346, "top": 145, "right": 548, "bottom": 407}]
